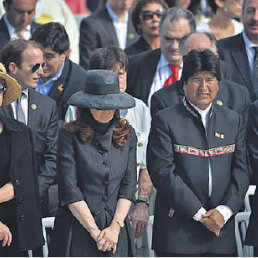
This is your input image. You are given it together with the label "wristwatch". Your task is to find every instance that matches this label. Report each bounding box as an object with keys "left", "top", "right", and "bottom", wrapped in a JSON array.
[{"left": 136, "top": 197, "right": 150, "bottom": 206}]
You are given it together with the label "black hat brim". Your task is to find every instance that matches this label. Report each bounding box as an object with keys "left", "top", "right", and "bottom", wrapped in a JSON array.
[{"left": 68, "top": 91, "right": 135, "bottom": 110}]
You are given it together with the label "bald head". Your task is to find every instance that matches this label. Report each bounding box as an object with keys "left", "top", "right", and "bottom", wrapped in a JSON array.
[{"left": 180, "top": 32, "right": 217, "bottom": 57}]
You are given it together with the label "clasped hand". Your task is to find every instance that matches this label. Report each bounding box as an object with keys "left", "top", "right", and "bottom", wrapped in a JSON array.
[
  {"left": 96, "top": 222, "right": 120, "bottom": 254},
  {"left": 200, "top": 209, "right": 224, "bottom": 236},
  {"left": 0, "top": 221, "right": 12, "bottom": 247}
]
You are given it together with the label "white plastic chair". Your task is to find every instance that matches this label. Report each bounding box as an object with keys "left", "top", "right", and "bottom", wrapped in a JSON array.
[
  {"left": 235, "top": 211, "right": 253, "bottom": 257},
  {"left": 244, "top": 185, "right": 256, "bottom": 212},
  {"left": 28, "top": 216, "right": 55, "bottom": 257}
]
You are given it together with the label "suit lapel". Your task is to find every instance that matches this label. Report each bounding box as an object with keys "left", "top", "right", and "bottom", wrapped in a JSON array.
[
  {"left": 126, "top": 11, "right": 137, "bottom": 47},
  {"left": 230, "top": 34, "right": 254, "bottom": 92},
  {"left": 102, "top": 8, "right": 119, "bottom": 45},
  {"left": 0, "top": 18, "right": 11, "bottom": 48},
  {"left": 139, "top": 49, "right": 161, "bottom": 103},
  {"left": 0, "top": 105, "right": 14, "bottom": 118},
  {"left": 27, "top": 89, "right": 37, "bottom": 128}
]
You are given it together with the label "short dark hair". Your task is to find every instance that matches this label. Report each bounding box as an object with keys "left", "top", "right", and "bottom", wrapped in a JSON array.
[
  {"left": 32, "top": 22, "right": 70, "bottom": 54},
  {"left": 89, "top": 46, "right": 128, "bottom": 72},
  {"left": 159, "top": 6, "right": 196, "bottom": 33},
  {"left": 0, "top": 39, "right": 42, "bottom": 73},
  {"left": 132, "top": 0, "right": 168, "bottom": 35},
  {"left": 181, "top": 49, "right": 221, "bottom": 83}
]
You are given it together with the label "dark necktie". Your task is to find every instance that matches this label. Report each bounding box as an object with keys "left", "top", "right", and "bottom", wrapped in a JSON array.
[
  {"left": 163, "top": 64, "right": 180, "bottom": 88},
  {"left": 253, "top": 47, "right": 258, "bottom": 89},
  {"left": 16, "top": 92, "right": 26, "bottom": 124}
]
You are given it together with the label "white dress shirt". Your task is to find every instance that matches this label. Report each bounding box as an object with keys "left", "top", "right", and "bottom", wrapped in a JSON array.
[
  {"left": 106, "top": 3, "right": 128, "bottom": 50},
  {"left": 11, "top": 88, "right": 29, "bottom": 125},
  {"left": 147, "top": 53, "right": 182, "bottom": 107}
]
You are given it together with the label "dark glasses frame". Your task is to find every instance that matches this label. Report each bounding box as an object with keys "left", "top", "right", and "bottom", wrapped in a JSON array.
[
  {"left": 31, "top": 62, "right": 45, "bottom": 73},
  {"left": 140, "top": 9, "right": 165, "bottom": 21},
  {"left": 0, "top": 84, "right": 7, "bottom": 95}
]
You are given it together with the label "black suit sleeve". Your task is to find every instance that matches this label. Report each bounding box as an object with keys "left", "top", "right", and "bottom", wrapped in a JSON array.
[
  {"left": 79, "top": 18, "right": 98, "bottom": 69},
  {"left": 247, "top": 101, "right": 258, "bottom": 183},
  {"left": 38, "top": 102, "right": 58, "bottom": 199},
  {"left": 151, "top": 91, "right": 166, "bottom": 118}
]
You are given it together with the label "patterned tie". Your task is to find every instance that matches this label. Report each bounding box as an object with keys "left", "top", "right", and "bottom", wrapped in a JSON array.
[
  {"left": 253, "top": 47, "right": 258, "bottom": 89},
  {"left": 163, "top": 64, "right": 180, "bottom": 88},
  {"left": 16, "top": 92, "right": 26, "bottom": 124}
]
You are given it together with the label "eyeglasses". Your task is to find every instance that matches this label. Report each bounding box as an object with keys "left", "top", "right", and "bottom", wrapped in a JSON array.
[
  {"left": 0, "top": 84, "right": 6, "bottom": 95},
  {"left": 31, "top": 62, "right": 45, "bottom": 73},
  {"left": 140, "top": 9, "right": 165, "bottom": 21}
]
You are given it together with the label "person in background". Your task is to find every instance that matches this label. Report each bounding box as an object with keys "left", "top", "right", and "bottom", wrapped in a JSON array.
[
  {"left": 217, "top": 0, "right": 258, "bottom": 96},
  {"left": 147, "top": 49, "right": 249, "bottom": 256},
  {"left": 0, "top": 0, "right": 39, "bottom": 51},
  {"left": 125, "top": 0, "right": 168, "bottom": 55},
  {"left": 49, "top": 69, "right": 137, "bottom": 256},
  {"left": 197, "top": 0, "right": 243, "bottom": 40},
  {"left": 35, "top": 0, "right": 80, "bottom": 64},
  {"left": 79, "top": 0, "right": 139, "bottom": 69},
  {"left": 0, "top": 62, "right": 44, "bottom": 256},
  {"left": 0, "top": 39, "right": 58, "bottom": 217},
  {"left": 32, "top": 22, "right": 87, "bottom": 123},
  {"left": 126, "top": 6, "right": 195, "bottom": 106},
  {"left": 65, "top": 46, "right": 153, "bottom": 255}
]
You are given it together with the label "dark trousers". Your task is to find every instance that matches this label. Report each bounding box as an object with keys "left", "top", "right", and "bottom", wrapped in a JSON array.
[{"left": 155, "top": 250, "right": 237, "bottom": 257}]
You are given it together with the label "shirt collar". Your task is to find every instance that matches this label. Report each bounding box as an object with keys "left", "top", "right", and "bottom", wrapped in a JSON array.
[
  {"left": 242, "top": 30, "right": 258, "bottom": 49},
  {"left": 39, "top": 61, "right": 65, "bottom": 85},
  {"left": 106, "top": 3, "right": 128, "bottom": 23},
  {"left": 158, "top": 53, "right": 170, "bottom": 69},
  {"left": 21, "top": 88, "right": 29, "bottom": 98},
  {"left": 4, "top": 14, "right": 31, "bottom": 36},
  {"left": 190, "top": 102, "right": 212, "bottom": 118}
]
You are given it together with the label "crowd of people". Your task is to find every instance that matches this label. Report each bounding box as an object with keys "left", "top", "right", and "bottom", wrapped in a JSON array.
[{"left": 0, "top": 0, "right": 258, "bottom": 257}]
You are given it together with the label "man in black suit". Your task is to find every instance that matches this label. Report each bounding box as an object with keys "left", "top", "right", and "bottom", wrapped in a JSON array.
[
  {"left": 217, "top": 0, "right": 258, "bottom": 96},
  {"left": 0, "top": 39, "right": 58, "bottom": 217},
  {"left": 127, "top": 6, "right": 195, "bottom": 106},
  {"left": 151, "top": 32, "right": 251, "bottom": 127},
  {"left": 32, "top": 22, "right": 88, "bottom": 122},
  {"left": 0, "top": 0, "right": 39, "bottom": 50},
  {"left": 147, "top": 49, "right": 250, "bottom": 256},
  {"left": 79, "top": 0, "right": 139, "bottom": 69}
]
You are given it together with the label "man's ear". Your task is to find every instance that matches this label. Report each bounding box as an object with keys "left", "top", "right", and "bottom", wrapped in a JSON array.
[{"left": 8, "top": 62, "right": 18, "bottom": 74}]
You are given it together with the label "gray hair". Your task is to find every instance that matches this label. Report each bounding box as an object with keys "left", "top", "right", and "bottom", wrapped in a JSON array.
[
  {"left": 179, "top": 32, "right": 217, "bottom": 56},
  {"left": 159, "top": 6, "right": 196, "bottom": 33}
]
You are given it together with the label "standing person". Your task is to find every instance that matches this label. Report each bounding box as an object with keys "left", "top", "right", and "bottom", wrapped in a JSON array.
[
  {"left": 0, "top": 0, "right": 39, "bottom": 50},
  {"left": 79, "top": 0, "right": 139, "bottom": 69},
  {"left": 147, "top": 49, "right": 249, "bottom": 256},
  {"left": 49, "top": 69, "right": 137, "bottom": 256},
  {"left": 217, "top": 0, "right": 258, "bottom": 96},
  {"left": 32, "top": 22, "right": 88, "bottom": 122},
  {"left": 197, "top": 0, "right": 243, "bottom": 40},
  {"left": 0, "top": 39, "right": 58, "bottom": 217},
  {"left": 125, "top": 0, "right": 168, "bottom": 55},
  {"left": 0, "top": 62, "right": 44, "bottom": 256},
  {"left": 126, "top": 6, "right": 195, "bottom": 106},
  {"left": 65, "top": 46, "right": 153, "bottom": 252}
]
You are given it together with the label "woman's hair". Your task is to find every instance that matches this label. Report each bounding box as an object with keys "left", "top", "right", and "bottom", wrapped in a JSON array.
[
  {"left": 64, "top": 108, "right": 131, "bottom": 147},
  {"left": 132, "top": 0, "right": 168, "bottom": 35}
]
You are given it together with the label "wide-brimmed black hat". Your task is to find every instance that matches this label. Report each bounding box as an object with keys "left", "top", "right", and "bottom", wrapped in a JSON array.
[{"left": 68, "top": 70, "right": 135, "bottom": 110}]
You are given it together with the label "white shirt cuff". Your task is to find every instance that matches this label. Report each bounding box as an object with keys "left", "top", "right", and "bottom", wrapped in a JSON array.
[
  {"left": 215, "top": 205, "right": 233, "bottom": 224},
  {"left": 193, "top": 207, "right": 207, "bottom": 221}
]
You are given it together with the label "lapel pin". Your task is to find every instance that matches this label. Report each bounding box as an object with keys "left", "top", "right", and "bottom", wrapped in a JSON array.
[
  {"left": 31, "top": 103, "right": 37, "bottom": 110},
  {"left": 128, "top": 33, "right": 134, "bottom": 40},
  {"left": 215, "top": 132, "right": 224, "bottom": 139},
  {"left": 216, "top": 100, "right": 223, "bottom": 106},
  {"left": 58, "top": 85, "right": 64, "bottom": 92}
]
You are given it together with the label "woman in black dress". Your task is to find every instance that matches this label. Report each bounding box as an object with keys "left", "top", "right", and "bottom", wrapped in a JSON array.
[
  {"left": 0, "top": 63, "right": 44, "bottom": 256},
  {"left": 49, "top": 69, "right": 137, "bottom": 256}
]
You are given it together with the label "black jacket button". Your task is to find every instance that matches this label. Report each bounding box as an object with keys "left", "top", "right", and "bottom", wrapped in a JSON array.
[
  {"left": 19, "top": 215, "right": 25, "bottom": 222},
  {"left": 102, "top": 196, "right": 108, "bottom": 202},
  {"left": 17, "top": 197, "right": 24, "bottom": 204},
  {"left": 14, "top": 179, "right": 20, "bottom": 186}
]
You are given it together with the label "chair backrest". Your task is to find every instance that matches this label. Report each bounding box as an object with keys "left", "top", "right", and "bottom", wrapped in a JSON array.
[
  {"left": 28, "top": 216, "right": 55, "bottom": 257},
  {"left": 244, "top": 185, "right": 256, "bottom": 212},
  {"left": 235, "top": 211, "right": 253, "bottom": 257}
]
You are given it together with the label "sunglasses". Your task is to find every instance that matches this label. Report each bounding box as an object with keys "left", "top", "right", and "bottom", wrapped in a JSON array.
[
  {"left": 0, "top": 84, "right": 6, "bottom": 95},
  {"left": 140, "top": 9, "right": 165, "bottom": 21},
  {"left": 31, "top": 62, "right": 45, "bottom": 73}
]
